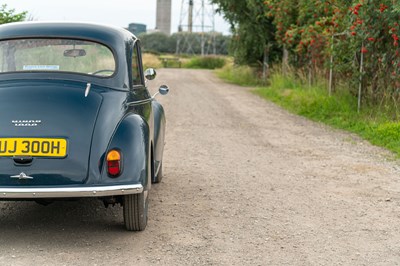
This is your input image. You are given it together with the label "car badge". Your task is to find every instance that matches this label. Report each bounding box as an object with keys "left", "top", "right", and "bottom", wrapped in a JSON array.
[
  {"left": 12, "top": 120, "right": 41, "bottom": 127},
  {"left": 10, "top": 172, "right": 34, "bottom": 180}
]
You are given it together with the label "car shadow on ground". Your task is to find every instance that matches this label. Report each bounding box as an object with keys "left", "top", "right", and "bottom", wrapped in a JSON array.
[
  {"left": 0, "top": 199, "right": 126, "bottom": 237},
  {"left": 0, "top": 184, "right": 165, "bottom": 250}
]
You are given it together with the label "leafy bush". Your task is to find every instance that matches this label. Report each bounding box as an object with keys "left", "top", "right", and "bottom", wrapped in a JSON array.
[
  {"left": 139, "top": 32, "right": 176, "bottom": 54},
  {"left": 0, "top": 4, "right": 27, "bottom": 24},
  {"left": 184, "top": 56, "right": 226, "bottom": 69},
  {"left": 213, "top": 0, "right": 400, "bottom": 110}
]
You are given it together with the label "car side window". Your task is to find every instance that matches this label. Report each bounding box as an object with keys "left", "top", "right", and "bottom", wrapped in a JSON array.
[{"left": 132, "top": 44, "right": 142, "bottom": 86}]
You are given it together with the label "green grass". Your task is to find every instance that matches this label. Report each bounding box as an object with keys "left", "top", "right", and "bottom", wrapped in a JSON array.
[
  {"left": 215, "top": 64, "right": 263, "bottom": 86},
  {"left": 217, "top": 65, "right": 400, "bottom": 157},
  {"left": 184, "top": 56, "right": 226, "bottom": 70}
]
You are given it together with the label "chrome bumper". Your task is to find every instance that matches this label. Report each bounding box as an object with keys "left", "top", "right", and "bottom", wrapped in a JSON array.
[{"left": 0, "top": 184, "right": 143, "bottom": 199}]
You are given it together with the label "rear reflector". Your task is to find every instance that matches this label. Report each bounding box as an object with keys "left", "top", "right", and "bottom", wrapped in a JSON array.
[{"left": 107, "top": 150, "right": 121, "bottom": 177}]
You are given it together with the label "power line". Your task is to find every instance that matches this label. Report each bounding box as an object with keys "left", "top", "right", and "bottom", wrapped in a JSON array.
[{"left": 176, "top": 0, "right": 216, "bottom": 55}]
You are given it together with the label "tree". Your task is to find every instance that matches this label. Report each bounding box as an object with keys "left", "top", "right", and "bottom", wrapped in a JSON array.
[
  {"left": 216, "top": 0, "right": 400, "bottom": 110},
  {"left": 139, "top": 32, "right": 176, "bottom": 54},
  {"left": 210, "top": 0, "right": 279, "bottom": 65},
  {"left": 139, "top": 32, "right": 230, "bottom": 55},
  {"left": 0, "top": 4, "right": 27, "bottom": 24},
  {"left": 345, "top": 1, "right": 400, "bottom": 104}
]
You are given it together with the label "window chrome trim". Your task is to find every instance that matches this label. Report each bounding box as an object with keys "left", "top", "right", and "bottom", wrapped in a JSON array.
[{"left": 126, "top": 98, "right": 152, "bottom": 106}]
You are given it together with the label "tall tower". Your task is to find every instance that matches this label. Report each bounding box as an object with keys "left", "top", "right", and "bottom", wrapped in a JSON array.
[{"left": 156, "top": 0, "right": 172, "bottom": 35}]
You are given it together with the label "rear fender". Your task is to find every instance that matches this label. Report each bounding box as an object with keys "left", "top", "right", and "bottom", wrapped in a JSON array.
[
  {"left": 100, "top": 114, "right": 150, "bottom": 188},
  {"left": 152, "top": 101, "right": 166, "bottom": 174}
]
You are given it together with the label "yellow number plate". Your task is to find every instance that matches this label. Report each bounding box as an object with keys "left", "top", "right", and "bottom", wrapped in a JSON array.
[{"left": 0, "top": 138, "right": 67, "bottom": 157}]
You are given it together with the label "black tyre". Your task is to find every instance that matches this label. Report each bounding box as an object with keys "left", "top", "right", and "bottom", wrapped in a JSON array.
[
  {"left": 123, "top": 190, "right": 148, "bottom": 231},
  {"left": 152, "top": 162, "right": 163, "bottom": 183}
]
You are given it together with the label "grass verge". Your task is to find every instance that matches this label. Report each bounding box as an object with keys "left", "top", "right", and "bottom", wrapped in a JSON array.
[
  {"left": 217, "top": 65, "right": 400, "bottom": 157},
  {"left": 215, "top": 64, "right": 264, "bottom": 86},
  {"left": 142, "top": 53, "right": 162, "bottom": 69},
  {"left": 184, "top": 56, "right": 227, "bottom": 69}
]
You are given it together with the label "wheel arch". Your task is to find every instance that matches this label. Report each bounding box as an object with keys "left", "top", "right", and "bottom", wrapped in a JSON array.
[
  {"left": 152, "top": 100, "right": 166, "bottom": 172},
  {"left": 101, "top": 114, "right": 151, "bottom": 187}
]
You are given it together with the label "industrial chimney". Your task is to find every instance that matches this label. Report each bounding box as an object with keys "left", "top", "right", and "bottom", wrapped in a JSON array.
[{"left": 156, "top": 0, "right": 172, "bottom": 35}]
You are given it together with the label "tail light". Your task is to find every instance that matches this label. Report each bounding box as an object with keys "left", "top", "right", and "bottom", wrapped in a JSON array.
[{"left": 107, "top": 150, "right": 121, "bottom": 177}]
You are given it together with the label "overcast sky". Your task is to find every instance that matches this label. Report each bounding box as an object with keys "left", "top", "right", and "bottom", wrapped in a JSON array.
[{"left": 2, "top": 0, "right": 230, "bottom": 34}]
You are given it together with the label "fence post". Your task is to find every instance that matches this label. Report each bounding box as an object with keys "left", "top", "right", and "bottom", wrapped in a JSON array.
[
  {"left": 358, "top": 42, "right": 364, "bottom": 113},
  {"left": 262, "top": 45, "right": 269, "bottom": 83},
  {"left": 329, "top": 35, "right": 334, "bottom": 96},
  {"left": 282, "top": 46, "right": 289, "bottom": 75}
]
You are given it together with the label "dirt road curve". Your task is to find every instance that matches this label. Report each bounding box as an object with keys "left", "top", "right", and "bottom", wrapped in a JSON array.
[{"left": 1, "top": 69, "right": 400, "bottom": 265}]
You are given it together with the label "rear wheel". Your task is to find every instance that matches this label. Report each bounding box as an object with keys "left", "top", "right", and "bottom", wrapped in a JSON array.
[{"left": 123, "top": 190, "right": 148, "bottom": 231}]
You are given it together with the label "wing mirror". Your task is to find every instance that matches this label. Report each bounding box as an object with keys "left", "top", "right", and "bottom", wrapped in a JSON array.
[
  {"left": 152, "top": 85, "right": 169, "bottom": 98},
  {"left": 145, "top": 68, "right": 169, "bottom": 98},
  {"left": 159, "top": 85, "right": 169, "bottom": 95},
  {"left": 152, "top": 85, "right": 169, "bottom": 99},
  {"left": 144, "top": 68, "right": 157, "bottom": 81}
]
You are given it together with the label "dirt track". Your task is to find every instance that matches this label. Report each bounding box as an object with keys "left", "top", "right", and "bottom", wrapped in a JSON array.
[{"left": 1, "top": 69, "right": 400, "bottom": 265}]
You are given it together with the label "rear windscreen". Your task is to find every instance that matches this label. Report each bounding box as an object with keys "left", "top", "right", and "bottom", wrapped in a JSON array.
[{"left": 0, "top": 38, "right": 116, "bottom": 77}]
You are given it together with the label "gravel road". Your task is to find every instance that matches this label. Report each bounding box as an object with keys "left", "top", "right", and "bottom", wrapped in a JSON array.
[{"left": 1, "top": 69, "right": 400, "bottom": 265}]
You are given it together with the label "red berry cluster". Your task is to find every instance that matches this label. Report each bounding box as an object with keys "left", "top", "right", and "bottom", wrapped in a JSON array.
[
  {"left": 350, "top": 3, "right": 362, "bottom": 15},
  {"left": 379, "top": 4, "right": 388, "bottom": 13}
]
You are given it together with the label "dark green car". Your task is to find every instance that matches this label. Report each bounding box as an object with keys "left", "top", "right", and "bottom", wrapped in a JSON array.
[{"left": 0, "top": 22, "right": 169, "bottom": 231}]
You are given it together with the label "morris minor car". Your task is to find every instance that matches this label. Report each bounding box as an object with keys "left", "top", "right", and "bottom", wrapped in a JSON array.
[{"left": 0, "top": 22, "right": 169, "bottom": 231}]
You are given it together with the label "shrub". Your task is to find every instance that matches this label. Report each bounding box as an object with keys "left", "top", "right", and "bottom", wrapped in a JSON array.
[{"left": 184, "top": 56, "right": 226, "bottom": 69}]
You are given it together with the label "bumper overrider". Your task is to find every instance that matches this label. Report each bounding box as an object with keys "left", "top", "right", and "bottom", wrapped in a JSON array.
[{"left": 0, "top": 184, "right": 143, "bottom": 199}]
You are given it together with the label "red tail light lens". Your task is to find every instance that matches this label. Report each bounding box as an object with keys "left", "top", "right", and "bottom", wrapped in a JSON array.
[{"left": 107, "top": 150, "right": 121, "bottom": 177}]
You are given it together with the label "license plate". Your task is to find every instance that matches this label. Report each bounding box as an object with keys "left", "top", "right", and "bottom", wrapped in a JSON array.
[{"left": 0, "top": 138, "right": 67, "bottom": 157}]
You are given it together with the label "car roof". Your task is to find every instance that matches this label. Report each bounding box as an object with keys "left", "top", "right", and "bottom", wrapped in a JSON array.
[
  {"left": 0, "top": 22, "right": 138, "bottom": 89},
  {"left": 0, "top": 21, "right": 137, "bottom": 47}
]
